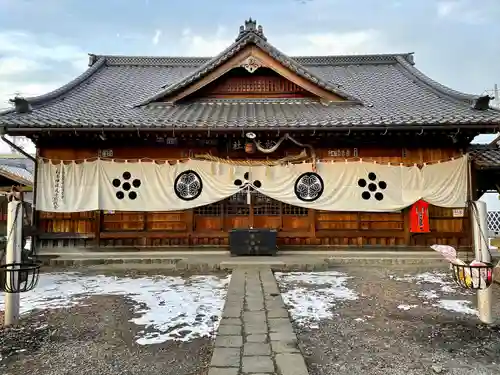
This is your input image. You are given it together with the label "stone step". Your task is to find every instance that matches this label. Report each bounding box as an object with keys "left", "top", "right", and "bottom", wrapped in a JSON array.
[
  {"left": 208, "top": 267, "right": 309, "bottom": 375},
  {"left": 41, "top": 252, "right": 448, "bottom": 270}
]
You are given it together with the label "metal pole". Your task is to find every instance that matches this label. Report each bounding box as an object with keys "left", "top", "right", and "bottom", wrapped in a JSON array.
[
  {"left": 4, "top": 200, "right": 23, "bottom": 326},
  {"left": 472, "top": 200, "right": 493, "bottom": 324},
  {"left": 494, "top": 84, "right": 498, "bottom": 106}
]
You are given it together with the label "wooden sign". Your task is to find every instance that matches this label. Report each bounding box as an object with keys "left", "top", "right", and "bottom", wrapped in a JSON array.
[
  {"left": 202, "top": 139, "right": 219, "bottom": 146},
  {"left": 232, "top": 140, "right": 244, "bottom": 150},
  {"left": 99, "top": 149, "right": 113, "bottom": 157},
  {"left": 155, "top": 136, "right": 179, "bottom": 145},
  {"left": 232, "top": 139, "right": 276, "bottom": 151},
  {"left": 327, "top": 148, "right": 358, "bottom": 157},
  {"left": 452, "top": 208, "right": 465, "bottom": 217}
]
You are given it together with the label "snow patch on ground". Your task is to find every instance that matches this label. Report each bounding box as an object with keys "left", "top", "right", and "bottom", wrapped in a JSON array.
[
  {"left": 275, "top": 271, "right": 358, "bottom": 327},
  {"left": 397, "top": 304, "right": 418, "bottom": 311},
  {"left": 0, "top": 272, "right": 230, "bottom": 344},
  {"left": 436, "top": 299, "right": 477, "bottom": 315},
  {"left": 354, "top": 315, "right": 374, "bottom": 323},
  {"left": 392, "top": 271, "right": 477, "bottom": 316}
]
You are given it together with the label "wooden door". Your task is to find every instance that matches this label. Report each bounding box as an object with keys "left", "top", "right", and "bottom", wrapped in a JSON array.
[
  {"left": 193, "top": 189, "right": 311, "bottom": 233},
  {"left": 224, "top": 190, "right": 251, "bottom": 229},
  {"left": 252, "top": 190, "right": 281, "bottom": 229}
]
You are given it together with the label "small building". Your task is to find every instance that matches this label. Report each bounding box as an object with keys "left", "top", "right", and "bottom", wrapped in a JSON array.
[
  {"left": 0, "top": 154, "right": 34, "bottom": 235},
  {"left": 1, "top": 19, "right": 500, "bottom": 251},
  {"left": 469, "top": 144, "right": 500, "bottom": 237}
]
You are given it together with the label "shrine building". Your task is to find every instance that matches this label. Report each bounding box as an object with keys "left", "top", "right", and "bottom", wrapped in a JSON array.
[{"left": 1, "top": 19, "right": 500, "bottom": 251}]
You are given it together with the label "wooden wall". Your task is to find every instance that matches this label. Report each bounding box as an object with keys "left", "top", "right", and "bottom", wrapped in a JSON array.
[{"left": 36, "top": 145, "right": 471, "bottom": 250}]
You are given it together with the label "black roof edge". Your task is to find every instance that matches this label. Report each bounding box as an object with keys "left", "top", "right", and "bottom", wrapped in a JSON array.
[
  {"left": 0, "top": 57, "right": 107, "bottom": 115},
  {"left": 0, "top": 165, "right": 33, "bottom": 186},
  {"left": 3, "top": 124, "right": 499, "bottom": 134},
  {"left": 489, "top": 134, "right": 500, "bottom": 146}
]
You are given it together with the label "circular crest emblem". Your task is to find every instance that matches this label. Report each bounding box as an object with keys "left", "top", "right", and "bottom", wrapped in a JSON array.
[
  {"left": 294, "top": 172, "right": 324, "bottom": 202},
  {"left": 174, "top": 170, "right": 203, "bottom": 201}
]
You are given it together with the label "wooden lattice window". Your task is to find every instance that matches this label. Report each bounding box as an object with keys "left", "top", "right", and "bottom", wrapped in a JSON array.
[
  {"left": 253, "top": 191, "right": 280, "bottom": 216},
  {"left": 225, "top": 191, "right": 250, "bottom": 216},
  {"left": 194, "top": 202, "right": 222, "bottom": 216},
  {"left": 282, "top": 203, "right": 308, "bottom": 216}
]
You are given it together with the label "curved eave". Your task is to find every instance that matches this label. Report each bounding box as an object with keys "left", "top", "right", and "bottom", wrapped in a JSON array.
[
  {"left": 0, "top": 57, "right": 107, "bottom": 115},
  {"left": 0, "top": 166, "right": 32, "bottom": 186},
  {"left": 395, "top": 56, "right": 500, "bottom": 112},
  {"left": 134, "top": 33, "right": 363, "bottom": 107}
]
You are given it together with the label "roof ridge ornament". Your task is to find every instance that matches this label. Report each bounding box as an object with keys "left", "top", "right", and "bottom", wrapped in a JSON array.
[
  {"left": 472, "top": 95, "right": 493, "bottom": 111},
  {"left": 9, "top": 97, "right": 32, "bottom": 114},
  {"left": 236, "top": 18, "right": 267, "bottom": 42}
]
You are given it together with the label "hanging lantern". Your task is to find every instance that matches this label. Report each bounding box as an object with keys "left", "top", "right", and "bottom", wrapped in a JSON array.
[
  {"left": 430, "top": 245, "right": 496, "bottom": 290},
  {"left": 245, "top": 142, "right": 255, "bottom": 154},
  {"left": 450, "top": 261, "right": 495, "bottom": 290},
  {"left": 409, "top": 200, "right": 430, "bottom": 233}
]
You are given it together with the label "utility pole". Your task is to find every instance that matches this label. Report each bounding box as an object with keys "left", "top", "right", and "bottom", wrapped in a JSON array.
[
  {"left": 3, "top": 195, "right": 23, "bottom": 326},
  {"left": 494, "top": 84, "right": 499, "bottom": 108},
  {"left": 472, "top": 200, "right": 494, "bottom": 324}
]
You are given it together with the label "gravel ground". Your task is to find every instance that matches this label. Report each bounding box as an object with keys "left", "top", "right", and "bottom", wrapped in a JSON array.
[
  {"left": 280, "top": 266, "right": 500, "bottom": 375},
  {"left": 0, "top": 270, "right": 227, "bottom": 375}
]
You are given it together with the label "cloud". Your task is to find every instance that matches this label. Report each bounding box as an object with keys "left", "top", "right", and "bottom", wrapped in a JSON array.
[
  {"left": 436, "top": 0, "right": 487, "bottom": 24},
  {"left": 437, "top": 1, "right": 459, "bottom": 17},
  {"left": 277, "top": 30, "right": 388, "bottom": 56},
  {"left": 0, "top": 135, "right": 36, "bottom": 154},
  {"left": 152, "top": 29, "right": 162, "bottom": 45},
  {"left": 0, "top": 56, "right": 43, "bottom": 76},
  {"left": 0, "top": 31, "right": 84, "bottom": 62},
  {"left": 176, "top": 27, "right": 388, "bottom": 57},
  {"left": 179, "top": 26, "right": 232, "bottom": 56},
  {"left": 0, "top": 30, "right": 87, "bottom": 109}
]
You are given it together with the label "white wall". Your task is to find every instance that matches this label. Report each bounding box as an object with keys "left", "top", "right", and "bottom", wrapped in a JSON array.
[{"left": 480, "top": 192, "right": 500, "bottom": 212}]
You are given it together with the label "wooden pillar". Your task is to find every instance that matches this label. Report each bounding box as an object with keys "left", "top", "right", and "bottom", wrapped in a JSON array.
[
  {"left": 356, "top": 212, "right": 362, "bottom": 247},
  {"left": 31, "top": 148, "right": 40, "bottom": 254},
  {"left": 94, "top": 210, "right": 102, "bottom": 248},
  {"left": 309, "top": 208, "right": 316, "bottom": 244},
  {"left": 186, "top": 209, "right": 194, "bottom": 233},
  {"left": 279, "top": 202, "right": 284, "bottom": 230},
  {"left": 249, "top": 190, "right": 255, "bottom": 228},
  {"left": 186, "top": 209, "right": 194, "bottom": 246},
  {"left": 220, "top": 202, "right": 225, "bottom": 231},
  {"left": 403, "top": 207, "right": 411, "bottom": 247}
]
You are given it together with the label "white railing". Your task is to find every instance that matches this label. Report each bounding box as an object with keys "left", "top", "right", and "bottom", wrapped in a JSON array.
[{"left": 487, "top": 211, "right": 500, "bottom": 237}]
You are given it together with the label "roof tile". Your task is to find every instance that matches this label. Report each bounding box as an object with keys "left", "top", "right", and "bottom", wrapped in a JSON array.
[{"left": 0, "top": 42, "right": 499, "bottom": 130}]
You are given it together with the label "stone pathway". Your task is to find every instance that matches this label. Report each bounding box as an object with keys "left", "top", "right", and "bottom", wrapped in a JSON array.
[{"left": 209, "top": 267, "right": 309, "bottom": 375}]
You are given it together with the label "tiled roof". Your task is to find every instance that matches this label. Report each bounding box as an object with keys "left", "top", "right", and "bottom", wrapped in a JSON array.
[
  {"left": 135, "top": 31, "right": 363, "bottom": 106},
  {"left": 469, "top": 145, "right": 500, "bottom": 169},
  {"left": 1, "top": 19, "right": 500, "bottom": 130},
  {"left": 0, "top": 157, "right": 34, "bottom": 185}
]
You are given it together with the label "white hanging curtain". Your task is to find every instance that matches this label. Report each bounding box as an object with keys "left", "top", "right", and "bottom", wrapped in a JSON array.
[
  {"left": 36, "top": 160, "right": 99, "bottom": 212},
  {"left": 251, "top": 161, "right": 423, "bottom": 212},
  {"left": 35, "top": 155, "right": 469, "bottom": 213},
  {"left": 420, "top": 156, "right": 468, "bottom": 208},
  {"left": 98, "top": 160, "right": 243, "bottom": 212}
]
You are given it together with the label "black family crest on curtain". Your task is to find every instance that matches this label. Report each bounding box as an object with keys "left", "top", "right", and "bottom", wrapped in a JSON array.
[
  {"left": 294, "top": 172, "right": 324, "bottom": 202},
  {"left": 174, "top": 170, "right": 203, "bottom": 201},
  {"left": 112, "top": 171, "right": 142, "bottom": 200},
  {"left": 234, "top": 171, "right": 262, "bottom": 188},
  {"left": 358, "top": 172, "right": 387, "bottom": 201}
]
